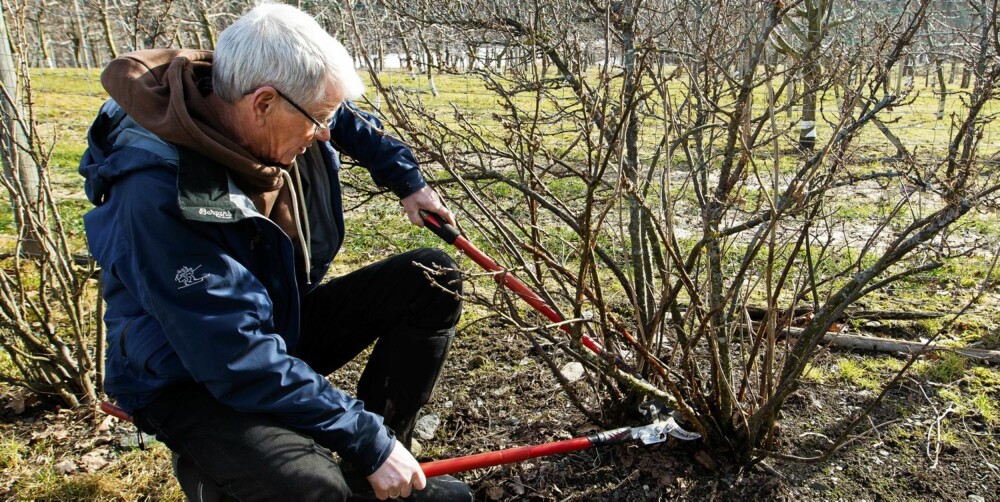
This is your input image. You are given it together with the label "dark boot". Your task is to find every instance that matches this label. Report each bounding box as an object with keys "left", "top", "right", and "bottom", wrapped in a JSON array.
[{"left": 412, "top": 475, "right": 473, "bottom": 501}]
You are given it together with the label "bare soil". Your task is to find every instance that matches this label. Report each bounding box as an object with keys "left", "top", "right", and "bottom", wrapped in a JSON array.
[{"left": 2, "top": 321, "right": 998, "bottom": 501}]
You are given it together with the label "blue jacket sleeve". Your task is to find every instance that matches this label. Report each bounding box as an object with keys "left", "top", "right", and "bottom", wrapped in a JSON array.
[
  {"left": 112, "top": 169, "right": 394, "bottom": 475},
  {"left": 329, "top": 101, "right": 426, "bottom": 199}
]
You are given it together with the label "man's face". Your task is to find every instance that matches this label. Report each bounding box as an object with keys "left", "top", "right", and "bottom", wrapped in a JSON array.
[{"left": 251, "top": 80, "right": 343, "bottom": 166}]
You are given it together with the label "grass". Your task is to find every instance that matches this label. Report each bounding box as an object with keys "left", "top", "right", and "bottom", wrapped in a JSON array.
[
  {"left": 9, "top": 443, "right": 182, "bottom": 501},
  {"left": 0, "top": 434, "right": 24, "bottom": 471},
  {"left": 970, "top": 393, "right": 998, "bottom": 425},
  {"left": 946, "top": 366, "right": 1000, "bottom": 427},
  {"left": 835, "top": 358, "right": 886, "bottom": 390},
  {"left": 379, "top": 67, "right": 1000, "bottom": 161},
  {"left": 828, "top": 351, "right": 999, "bottom": 460},
  {"left": 919, "top": 352, "right": 968, "bottom": 383},
  {"left": 800, "top": 362, "right": 827, "bottom": 383}
]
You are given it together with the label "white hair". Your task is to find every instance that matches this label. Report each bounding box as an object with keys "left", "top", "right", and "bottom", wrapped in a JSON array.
[{"left": 213, "top": 1, "right": 364, "bottom": 107}]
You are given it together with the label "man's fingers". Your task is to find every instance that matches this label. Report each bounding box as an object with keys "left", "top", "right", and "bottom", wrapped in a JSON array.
[
  {"left": 374, "top": 484, "right": 407, "bottom": 500},
  {"left": 408, "top": 205, "right": 454, "bottom": 228},
  {"left": 400, "top": 186, "right": 456, "bottom": 227},
  {"left": 412, "top": 468, "right": 427, "bottom": 491},
  {"left": 367, "top": 439, "right": 423, "bottom": 499},
  {"left": 422, "top": 204, "right": 455, "bottom": 227},
  {"left": 407, "top": 209, "right": 425, "bottom": 227},
  {"left": 437, "top": 206, "right": 456, "bottom": 226}
]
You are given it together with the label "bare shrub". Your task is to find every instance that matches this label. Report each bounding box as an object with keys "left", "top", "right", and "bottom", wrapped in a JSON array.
[
  {"left": 0, "top": 4, "right": 99, "bottom": 407},
  {"left": 348, "top": 0, "right": 1000, "bottom": 463}
]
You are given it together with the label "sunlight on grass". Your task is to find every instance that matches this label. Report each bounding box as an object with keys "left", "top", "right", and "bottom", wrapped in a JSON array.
[
  {"left": 0, "top": 434, "right": 24, "bottom": 471},
  {"left": 970, "top": 393, "right": 998, "bottom": 425},
  {"left": 834, "top": 359, "right": 881, "bottom": 390},
  {"left": 16, "top": 468, "right": 128, "bottom": 501},
  {"left": 800, "top": 362, "right": 827, "bottom": 384},
  {"left": 919, "top": 352, "right": 967, "bottom": 383},
  {"left": 366, "top": 68, "right": 1000, "bottom": 162},
  {"left": 937, "top": 422, "right": 964, "bottom": 448},
  {"left": 11, "top": 443, "right": 183, "bottom": 501},
  {"left": 832, "top": 356, "right": 906, "bottom": 391}
]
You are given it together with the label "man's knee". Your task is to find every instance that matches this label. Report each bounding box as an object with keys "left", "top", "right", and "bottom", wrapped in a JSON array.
[
  {"left": 406, "top": 248, "right": 463, "bottom": 328},
  {"left": 410, "top": 247, "right": 462, "bottom": 294}
]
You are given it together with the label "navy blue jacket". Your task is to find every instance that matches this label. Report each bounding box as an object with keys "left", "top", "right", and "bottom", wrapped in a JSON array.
[{"left": 79, "top": 99, "right": 426, "bottom": 475}]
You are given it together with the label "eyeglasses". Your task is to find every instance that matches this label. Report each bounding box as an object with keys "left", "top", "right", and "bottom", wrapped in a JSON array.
[{"left": 272, "top": 87, "right": 332, "bottom": 136}]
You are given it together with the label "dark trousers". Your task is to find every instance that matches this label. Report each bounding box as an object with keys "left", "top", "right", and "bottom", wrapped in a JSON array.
[{"left": 133, "top": 248, "right": 463, "bottom": 501}]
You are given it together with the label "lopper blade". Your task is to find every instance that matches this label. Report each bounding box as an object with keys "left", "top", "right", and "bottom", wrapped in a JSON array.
[
  {"left": 661, "top": 417, "right": 702, "bottom": 441},
  {"left": 638, "top": 400, "right": 701, "bottom": 441}
]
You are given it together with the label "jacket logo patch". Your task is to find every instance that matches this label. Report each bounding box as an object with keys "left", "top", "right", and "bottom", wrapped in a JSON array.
[
  {"left": 175, "top": 265, "right": 209, "bottom": 289},
  {"left": 198, "top": 207, "right": 233, "bottom": 219}
]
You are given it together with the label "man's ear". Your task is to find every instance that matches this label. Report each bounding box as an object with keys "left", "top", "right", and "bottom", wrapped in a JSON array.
[{"left": 248, "top": 86, "right": 280, "bottom": 125}]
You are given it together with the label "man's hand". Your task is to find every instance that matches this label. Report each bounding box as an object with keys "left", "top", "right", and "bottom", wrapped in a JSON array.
[
  {"left": 401, "top": 186, "right": 455, "bottom": 227},
  {"left": 367, "top": 440, "right": 427, "bottom": 500}
]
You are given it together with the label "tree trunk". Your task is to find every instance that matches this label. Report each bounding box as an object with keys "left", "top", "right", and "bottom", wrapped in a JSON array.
[
  {"left": 199, "top": 5, "right": 216, "bottom": 50},
  {"left": 0, "top": 7, "right": 41, "bottom": 254},
  {"left": 798, "top": 66, "right": 818, "bottom": 151},
  {"left": 396, "top": 22, "right": 414, "bottom": 73},
  {"left": 897, "top": 60, "right": 908, "bottom": 90},
  {"left": 785, "top": 73, "right": 795, "bottom": 117},
  {"left": 376, "top": 39, "right": 384, "bottom": 72},
  {"left": 935, "top": 60, "right": 946, "bottom": 119},
  {"left": 796, "top": 0, "right": 830, "bottom": 151},
  {"left": 71, "top": 0, "right": 90, "bottom": 69},
  {"left": 620, "top": 1, "right": 653, "bottom": 329},
  {"left": 466, "top": 43, "right": 477, "bottom": 70},
  {"left": 416, "top": 28, "right": 437, "bottom": 96},
  {"left": 99, "top": 0, "right": 118, "bottom": 59},
  {"left": 88, "top": 36, "right": 100, "bottom": 66},
  {"left": 903, "top": 55, "right": 915, "bottom": 88},
  {"left": 33, "top": 13, "right": 53, "bottom": 69}
]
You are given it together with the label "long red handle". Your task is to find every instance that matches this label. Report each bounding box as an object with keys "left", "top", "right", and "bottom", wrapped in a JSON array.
[
  {"left": 100, "top": 401, "right": 133, "bottom": 422},
  {"left": 420, "top": 212, "right": 642, "bottom": 378},
  {"left": 420, "top": 436, "right": 593, "bottom": 478}
]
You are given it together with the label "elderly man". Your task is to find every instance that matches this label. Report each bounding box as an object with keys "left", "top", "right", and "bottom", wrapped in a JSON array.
[{"left": 80, "top": 2, "right": 468, "bottom": 500}]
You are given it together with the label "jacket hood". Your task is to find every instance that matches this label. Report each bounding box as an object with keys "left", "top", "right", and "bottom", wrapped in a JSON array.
[{"left": 99, "top": 49, "right": 302, "bottom": 242}]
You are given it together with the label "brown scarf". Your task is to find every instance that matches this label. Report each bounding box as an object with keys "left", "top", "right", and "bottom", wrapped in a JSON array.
[{"left": 101, "top": 49, "right": 300, "bottom": 243}]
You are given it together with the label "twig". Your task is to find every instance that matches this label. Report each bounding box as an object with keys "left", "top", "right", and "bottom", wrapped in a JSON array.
[
  {"left": 754, "top": 460, "right": 787, "bottom": 480},
  {"left": 919, "top": 382, "right": 954, "bottom": 469}
]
